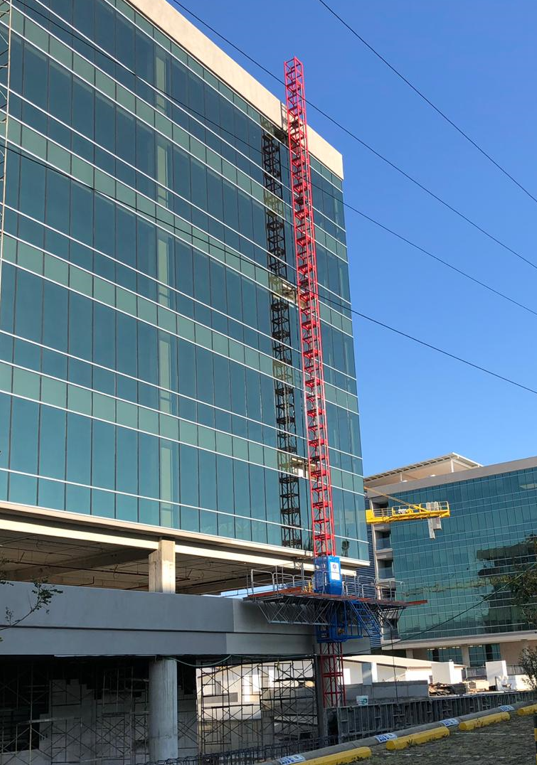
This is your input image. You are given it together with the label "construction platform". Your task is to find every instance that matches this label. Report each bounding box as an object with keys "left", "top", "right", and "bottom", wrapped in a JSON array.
[
  {"left": 244, "top": 569, "right": 424, "bottom": 639},
  {"left": 366, "top": 501, "right": 450, "bottom": 525}
]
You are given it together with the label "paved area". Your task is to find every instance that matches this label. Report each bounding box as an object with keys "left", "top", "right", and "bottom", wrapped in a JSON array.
[{"left": 368, "top": 714, "right": 534, "bottom": 764}]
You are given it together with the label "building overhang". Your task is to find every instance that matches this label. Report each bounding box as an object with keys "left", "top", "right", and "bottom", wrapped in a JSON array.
[
  {"left": 0, "top": 501, "right": 367, "bottom": 594},
  {"left": 366, "top": 455, "right": 537, "bottom": 496},
  {"left": 387, "top": 630, "right": 537, "bottom": 651}
]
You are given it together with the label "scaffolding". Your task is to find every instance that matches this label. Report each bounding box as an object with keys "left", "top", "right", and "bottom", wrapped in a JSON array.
[
  {"left": 197, "top": 657, "right": 317, "bottom": 754},
  {"left": 261, "top": 126, "right": 303, "bottom": 549},
  {"left": 0, "top": 660, "right": 149, "bottom": 765},
  {"left": 246, "top": 568, "right": 409, "bottom": 636},
  {"left": 0, "top": 657, "right": 322, "bottom": 765}
]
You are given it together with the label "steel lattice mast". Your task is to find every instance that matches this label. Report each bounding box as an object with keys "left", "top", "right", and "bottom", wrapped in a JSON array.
[{"left": 284, "top": 57, "right": 344, "bottom": 708}]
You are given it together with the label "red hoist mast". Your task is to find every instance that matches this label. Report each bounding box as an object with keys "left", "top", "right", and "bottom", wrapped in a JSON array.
[{"left": 284, "top": 58, "right": 345, "bottom": 708}]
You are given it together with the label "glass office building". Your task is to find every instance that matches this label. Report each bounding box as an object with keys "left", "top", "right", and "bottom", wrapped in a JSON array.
[
  {"left": 0, "top": 0, "right": 367, "bottom": 560},
  {"left": 368, "top": 456, "right": 537, "bottom": 655}
]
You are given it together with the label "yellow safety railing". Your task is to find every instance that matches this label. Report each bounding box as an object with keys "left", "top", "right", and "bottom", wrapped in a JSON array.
[{"left": 366, "top": 501, "right": 450, "bottom": 525}]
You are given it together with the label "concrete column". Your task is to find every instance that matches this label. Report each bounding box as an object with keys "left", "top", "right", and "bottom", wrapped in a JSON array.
[
  {"left": 149, "top": 539, "right": 176, "bottom": 593},
  {"left": 461, "top": 645, "right": 471, "bottom": 667},
  {"left": 149, "top": 540, "right": 178, "bottom": 762},
  {"left": 362, "top": 662, "right": 378, "bottom": 685},
  {"left": 149, "top": 659, "right": 179, "bottom": 761}
]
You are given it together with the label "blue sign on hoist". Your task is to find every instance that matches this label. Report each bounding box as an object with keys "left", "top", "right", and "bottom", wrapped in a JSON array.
[{"left": 314, "top": 555, "right": 343, "bottom": 595}]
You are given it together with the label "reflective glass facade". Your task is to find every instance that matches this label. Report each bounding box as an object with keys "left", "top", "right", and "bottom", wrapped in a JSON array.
[
  {"left": 0, "top": 0, "right": 367, "bottom": 559},
  {"left": 381, "top": 464, "right": 537, "bottom": 639}
]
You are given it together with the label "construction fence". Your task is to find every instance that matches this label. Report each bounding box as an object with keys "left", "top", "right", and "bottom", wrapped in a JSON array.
[{"left": 334, "top": 689, "right": 536, "bottom": 742}]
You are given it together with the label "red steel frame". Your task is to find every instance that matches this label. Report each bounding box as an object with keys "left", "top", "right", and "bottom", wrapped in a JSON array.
[
  {"left": 284, "top": 57, "right": 345, "bottom": 708},
  {"left": 284, "top": 57, "right": 336, "bottom": 560}
]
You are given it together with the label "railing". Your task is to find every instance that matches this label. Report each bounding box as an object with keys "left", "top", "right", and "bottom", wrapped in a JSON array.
[
  {"left": 464, "top": 666, "right": 486, "bottom": 679},
  {"left": 247, "top": 567, "right": 310, "bottom": 596},
  {"left": 507, "top": 665, "right": 525, "bottom": 675},
  {"left": 367, "top": 501, "right": 450, "bottom": 525},
  {"left": 247, "top": 567, "right": 404, "bottom": 602}
]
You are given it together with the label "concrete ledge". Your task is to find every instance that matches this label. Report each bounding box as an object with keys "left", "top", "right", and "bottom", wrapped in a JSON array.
[
  {"left": 517, "top": 703, "right": 537, "bottom": 716},
  {"left": 386, "top": 726, "right": 449, "bottom": 750},
  {"left": 459, "top": 712, "right": 510, "bottom": 731}
]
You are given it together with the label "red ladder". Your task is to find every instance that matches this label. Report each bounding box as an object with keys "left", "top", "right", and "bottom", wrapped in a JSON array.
[{"left": 284, "top": 57, "right": 345, "bottom": 708}]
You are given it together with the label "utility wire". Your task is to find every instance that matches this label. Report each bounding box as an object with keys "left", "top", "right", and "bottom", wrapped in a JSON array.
[
  {"left": 18, "top": 0, "right": 537, "bottom": 313},
  {"left": 352, "top": 309, "right": 537, "bottom": 397},
  {"left": 362, "top": 486, "right": 537, "bottom": 640},
  {"left": 318, "top": 0, "right": 537, "bottom": 207},
  {"left": 404, "top": 556, "right": 537, "bottom": 641},
  {"left": 13, "top": 4, "right": 535, "bottom": 653},
  {"left": 347, "top": 204, "right": 537, "bottom": 320},
  {"left": 8, "top": 142, "right": 537, "bottom": 402},
  {"left": 170, "top": 0, "right": 537, "bottom": 274}
]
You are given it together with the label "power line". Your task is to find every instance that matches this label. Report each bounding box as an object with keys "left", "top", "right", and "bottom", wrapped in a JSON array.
[
  {"left": 351, "top": 309, "right": 537, "bottom": 397},
  {"left": 171, "top": 0, "right": 537, "bottom": 274},
  {"left": 347, "top": 203, "right": 537, "bottom": 320},
  {"left": 318, "top": 0, "right": 537, "bottom": 207},
  {"left": 8, "top": 142, "right": 537, "bottom": 402},
  {"left": 11, "top": 4, "right": 535, "bottom": 649},
  {"left": 18, "top": 0, "right": 537, "bottom": 313}
]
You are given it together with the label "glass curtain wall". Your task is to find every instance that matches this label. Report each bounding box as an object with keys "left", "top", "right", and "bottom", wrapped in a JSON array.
[
  {"left": 0, "top": 0, "right": 367, "bottom": 560},
  {"left": 385, "top": 467, "right": 537, "bottom": 639}
]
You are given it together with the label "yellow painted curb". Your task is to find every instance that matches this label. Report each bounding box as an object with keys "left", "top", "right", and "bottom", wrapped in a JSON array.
[
  {"left": 517, "top": 704, "right": 537, "bottom": 716},
  {"left": 459, "top": 712, "right": 510, "bottom": 730},
  {"left": 385, "top": 727, "right": 449, "bottom": 750},
  {"left": 306, "top": 748, "right": 372, "bottom": 764}
]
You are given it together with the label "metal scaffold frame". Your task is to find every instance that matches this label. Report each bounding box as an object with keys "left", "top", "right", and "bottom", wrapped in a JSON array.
[
  {"left": 0, "top": 657, "right": 321, "bottom": 764},
  {"left": 261, "top": 126, "right": 303, "bottom": 549},
  {"left": 284, "top": 56, "right": 342, "bottom": 708},
  {"left": 246, "top": 569, "right": 409, "bottom": 635},
  {"left": 197, "top": 657, "right": 317, "bottom": 755},
  {"left": 0, "top": 660, "right": 149, "bottom": 765},
  {"left": 284, "top": 57, "right": 336, "bottom": 561}
]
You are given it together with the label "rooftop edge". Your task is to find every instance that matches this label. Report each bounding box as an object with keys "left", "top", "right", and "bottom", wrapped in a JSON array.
[
  {"left": 366, "top": 453, "right": 482, "bottom": 484},
  {"left": 129, "top": 0, "right": 344, "bottom": 178},
  {"left": 365, "top": 454, "right": 537, "bottom": 494}
]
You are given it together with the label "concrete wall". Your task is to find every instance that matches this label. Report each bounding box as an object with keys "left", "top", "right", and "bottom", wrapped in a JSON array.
[
  {"left": 500, "top": 640, "right": 537, "bottom": 664},
  {"left": 347, "top": 681, "right": 429, "bottom": 701},
  {"left": 431, "top": 661, "right": 462, "bottom": 685},
  {"left": 0, "top": 581, "right": 323, "bottom": 657},
  {"left": 344, "top": 661, "right": 435, "bottom": 685}
]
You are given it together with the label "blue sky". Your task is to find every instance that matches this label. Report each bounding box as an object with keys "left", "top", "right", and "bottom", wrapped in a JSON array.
[{"left": 173, "top": 1, "right": 537, "bottom": 475}]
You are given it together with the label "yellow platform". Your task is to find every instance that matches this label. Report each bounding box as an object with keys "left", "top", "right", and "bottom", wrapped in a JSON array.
[{"left": 366, "top": 501, "right": 450, "bottom": 524}]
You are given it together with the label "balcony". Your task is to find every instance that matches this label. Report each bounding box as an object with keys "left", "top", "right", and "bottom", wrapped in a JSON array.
[{"left": 375, "top": 537, "right": 392, "bottom": 551}]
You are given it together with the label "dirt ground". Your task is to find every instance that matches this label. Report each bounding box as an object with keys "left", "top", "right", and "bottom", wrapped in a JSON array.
[{"left": 368, "top": 714, "right": 534, "bottom": 764}]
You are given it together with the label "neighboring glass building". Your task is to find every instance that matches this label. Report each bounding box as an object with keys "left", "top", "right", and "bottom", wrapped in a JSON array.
[
  {"left": 0, "top": 0, "right": 367, "bottom": 560},
  {"left": 367, "top": 455, "right": 537, "bottom": 663}
]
